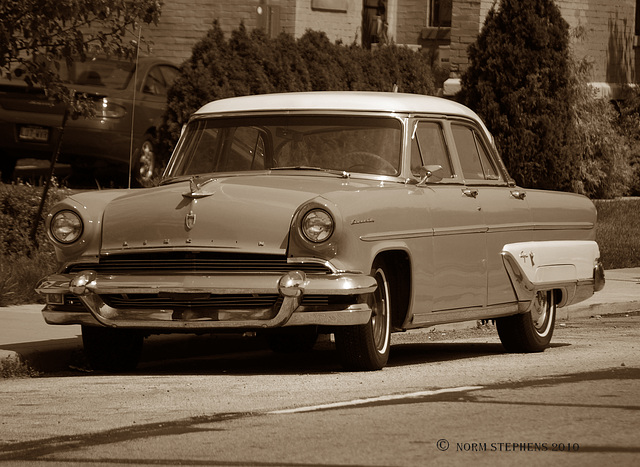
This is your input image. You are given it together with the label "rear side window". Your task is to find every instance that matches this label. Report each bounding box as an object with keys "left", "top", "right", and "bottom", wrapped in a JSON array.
[
  {"left": 451, "top": 124, "right": 500, "bottom": 181},
  {"left": 411, "top": 121, "right": 453, "bottom": 178}
]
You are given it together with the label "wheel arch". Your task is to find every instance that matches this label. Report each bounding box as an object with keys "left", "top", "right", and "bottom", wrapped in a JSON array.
[{"left": 371, "top": 249, "right": 411, "bottom": 332}]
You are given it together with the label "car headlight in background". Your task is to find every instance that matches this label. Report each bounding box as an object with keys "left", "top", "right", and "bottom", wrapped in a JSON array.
[
  {"left": 50, "top": 211, "right": 83, "bottom": 244},
  {"left": 301, "top": 209, "right": 334, "bottom": 243}
]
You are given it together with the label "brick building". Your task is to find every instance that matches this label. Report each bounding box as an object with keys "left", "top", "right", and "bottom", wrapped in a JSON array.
[{"left": 143, "top": 0, "right": 639, "bottom": 98}]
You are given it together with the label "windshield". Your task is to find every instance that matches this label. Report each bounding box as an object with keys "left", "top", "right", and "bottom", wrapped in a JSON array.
[
  {"left": 62, "top": 59, "right": 135, "bottom": 89},
  {"left": 166, "top": 115, "right": 403, "bottom": 178}
]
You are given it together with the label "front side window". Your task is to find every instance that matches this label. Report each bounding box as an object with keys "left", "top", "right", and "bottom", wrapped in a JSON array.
[
  {"left": 451, "top": 123, "right": 500, "bottom": 181},
  {"left": 167, "top": 115, "right": 402, "bottom": 178},
  {"left": 411, "top": 121, "right": 454, "bottom": 179},
  {"left": 143, "top": 65, "right": 180, "bottom": 96}
]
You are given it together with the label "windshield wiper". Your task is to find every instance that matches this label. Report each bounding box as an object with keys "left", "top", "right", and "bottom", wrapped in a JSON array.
[{"left": 271, "top": 166, "right": 350, "bottom": 178}]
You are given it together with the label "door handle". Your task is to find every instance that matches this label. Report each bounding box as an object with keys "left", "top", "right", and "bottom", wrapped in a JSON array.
[
  {"left": 462, "top": 188, "right": 479, "bottom": 198},
  {"left": 510, "top": 190, "right": 526, "bottom": 200}
]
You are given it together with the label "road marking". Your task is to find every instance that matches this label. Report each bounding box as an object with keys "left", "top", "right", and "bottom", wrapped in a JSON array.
[{"left": 269, "top": 386, "right": 484, "bottom": 414}]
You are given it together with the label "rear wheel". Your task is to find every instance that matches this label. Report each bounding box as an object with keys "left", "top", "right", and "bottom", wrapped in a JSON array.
[
  {"left": 335, "top": 260, "right": 391, "bottom": 370},
  {"left": 82, "top": 326, "right": 143, "bottom": 372},
  {"left": 496, "top": 290, "right": 556, "bottom": 352}
]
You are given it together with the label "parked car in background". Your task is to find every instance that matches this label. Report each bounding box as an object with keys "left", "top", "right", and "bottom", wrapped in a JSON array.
[
  {"left": 36, "top": 91, "right": 605, "bottom": 371},
  {"left": 0, "top": 56, "right": 179, "bottom": 186}
]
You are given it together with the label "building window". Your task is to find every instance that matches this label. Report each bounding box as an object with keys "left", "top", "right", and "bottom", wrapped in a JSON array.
[{"left": 429, "top": 0, "right": 452, "bottom": 28}]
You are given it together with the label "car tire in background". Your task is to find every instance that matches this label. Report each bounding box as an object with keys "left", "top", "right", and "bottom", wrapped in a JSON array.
[
  {"left": 0, "top": 155, "right": 17, "bottom": 183},
  {"left": 496, "top": 290, "right": 556, "bottom": 352},
  {"left": 82, "top": 325, "right": 144, "bottom": 372},
  {"left": 334, "top": 259, "right": 391, "bottom": 371}
]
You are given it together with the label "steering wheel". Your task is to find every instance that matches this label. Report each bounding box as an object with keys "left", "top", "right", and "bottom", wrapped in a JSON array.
[{"left": 345, "top": 152, "right": 396, "bottom": 175}]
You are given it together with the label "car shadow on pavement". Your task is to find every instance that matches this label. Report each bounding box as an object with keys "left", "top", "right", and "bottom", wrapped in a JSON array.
[
  {"left": 62, "top": 339, "right": 553, "bottom": 377},
  {"left": 26, "top": 333, "right": 570, "bottom": 377},
  {"left": 387, "top": 341, "right": 506, "bottom": 368}
]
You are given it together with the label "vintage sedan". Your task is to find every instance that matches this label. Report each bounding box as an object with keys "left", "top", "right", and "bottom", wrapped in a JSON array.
[
  {"left": 36, "top": 91, "right": 604, "bottom": 371},
  {"left": 0, "top": 56, "right": 179, "bottom": 186}
]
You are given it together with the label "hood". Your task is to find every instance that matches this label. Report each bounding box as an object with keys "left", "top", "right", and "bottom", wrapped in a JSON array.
[{"left": 100, "top": 175, "right": 359, "bottom": 255}]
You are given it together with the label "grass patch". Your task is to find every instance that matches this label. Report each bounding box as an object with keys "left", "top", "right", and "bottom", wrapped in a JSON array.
[
  {"left": 0, "top": 355, "right": 40, "bottom": 378},
  {"left": 594, "top": 198, "right": 640, "bottom": 270}
]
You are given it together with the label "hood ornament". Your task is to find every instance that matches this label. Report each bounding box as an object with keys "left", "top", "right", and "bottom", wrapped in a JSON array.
[{"left": 182, "top": 176, "right": 216, "bottom": 199}]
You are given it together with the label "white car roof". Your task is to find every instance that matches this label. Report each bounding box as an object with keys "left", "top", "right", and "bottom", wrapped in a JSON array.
[{"left": 194, "top": 91, "right": 482, "bottom": 121}]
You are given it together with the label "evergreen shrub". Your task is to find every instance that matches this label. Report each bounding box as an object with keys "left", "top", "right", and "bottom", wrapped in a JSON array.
[{"left": 459, "top": 0, "right": 633, "bottom": 197}]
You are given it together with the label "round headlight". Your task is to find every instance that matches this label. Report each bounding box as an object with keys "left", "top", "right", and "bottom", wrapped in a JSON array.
[
  {"left": 50, "top": 210, "right": 83, "bottom": 244},
  {"left": 301, "top": 209, "right": 334, "bottom": 243}
]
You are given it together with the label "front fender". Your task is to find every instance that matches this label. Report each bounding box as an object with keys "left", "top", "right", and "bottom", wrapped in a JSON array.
[{"left": 46, "top": 190, "right": 131, "bottom": 263}]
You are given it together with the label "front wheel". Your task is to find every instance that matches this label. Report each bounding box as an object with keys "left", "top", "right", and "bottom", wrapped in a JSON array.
[
  {"left": 82, "top": 326, "right": 144, "bottom": 372},
  {"left": 496, "top": 290, "right": 556, "bottom": 353},
  {"left": 334, "top": 260, "right": 391, "bottom": 370}
]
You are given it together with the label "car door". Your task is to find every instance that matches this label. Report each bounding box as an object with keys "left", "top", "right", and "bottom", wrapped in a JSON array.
[
  {"left": 412, "top": 120, "right": 487, "bottom": 311},
  {"left": 449, "top": 121, "right": 533, "bottom": 306},
  {"left": 135, "top": 64, "right": 180, "bottom": 130}
]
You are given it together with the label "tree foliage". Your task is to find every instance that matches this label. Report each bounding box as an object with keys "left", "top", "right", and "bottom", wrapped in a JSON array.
[
  {"left": 459, "top": 0, "right": 576, "bottom": 191},
  {"left": 459, "top": 0, "right": 634, "bottom": 198},
  {"left": 0, "top": 0, "right": 162, "bottom": 106},
  {"left": 614, "top": 87, "right": 640, "bottom": 196},
  {"left": 568, "top": 58, "right": 633, "bottom": 198}
]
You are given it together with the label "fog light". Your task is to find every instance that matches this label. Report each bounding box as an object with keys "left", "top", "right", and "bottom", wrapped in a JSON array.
[
  {"left": 46, "top": 293, "right": 65, "bottom": 305},
  {"left": 278, "top": 270, "right": 306, "bottom": 297}
]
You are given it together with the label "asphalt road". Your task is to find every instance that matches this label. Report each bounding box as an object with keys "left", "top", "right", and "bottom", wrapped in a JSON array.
[{"left": 0, "top": 313, "right": 639, "bottom": 466}]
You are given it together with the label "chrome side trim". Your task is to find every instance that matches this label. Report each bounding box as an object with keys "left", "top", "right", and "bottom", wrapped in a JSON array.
[
  {"left": 360, "top": 228, "right": 433, "bottom": 242},
  {"left": 533, "top": 222, "right": 595, "bottom": 230},
  {"left": 410, "top": 303, "right": 519, "bottom": 327}
]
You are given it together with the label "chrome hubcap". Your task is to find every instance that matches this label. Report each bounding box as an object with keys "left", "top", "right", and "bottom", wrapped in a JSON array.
[
  {"left": 370, "top": 268, "right": 390, "bottom": 354},
  {"left": 531, "top": 291, "right": 549, "bottom": 332}
]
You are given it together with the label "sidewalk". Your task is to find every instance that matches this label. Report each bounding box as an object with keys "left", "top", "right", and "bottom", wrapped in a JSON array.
[{"left": 1, "top": 268, "right": 639, "bottom": 374}]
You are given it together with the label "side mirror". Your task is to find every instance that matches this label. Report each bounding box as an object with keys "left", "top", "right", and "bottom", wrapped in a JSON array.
[{"left": 417, "top": 165, "right": 444, "bottom": 186}]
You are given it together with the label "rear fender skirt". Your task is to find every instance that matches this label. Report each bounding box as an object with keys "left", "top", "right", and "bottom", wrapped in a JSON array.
[{"left": 501, "top": 240, "right": 603, "bottom": 312}]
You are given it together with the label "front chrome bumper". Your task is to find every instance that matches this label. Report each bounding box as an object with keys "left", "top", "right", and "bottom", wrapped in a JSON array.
[{"left": 36, "top": 270, "right": 376, "bottom": 330}]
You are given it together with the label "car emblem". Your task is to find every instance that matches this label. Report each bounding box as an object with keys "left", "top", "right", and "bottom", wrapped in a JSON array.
[{"left": 185, "top": 210, "right": 197, "bottom": 230}]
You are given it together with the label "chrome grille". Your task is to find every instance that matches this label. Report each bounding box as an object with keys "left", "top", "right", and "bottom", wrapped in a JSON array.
[
  {"left": 66, "top": 252, "right": 331, "bottom": 275},
  {"left": 103, "top": 293, "right": 282, "bottom": 309},
  {"left": 101, "top": 294, "right": 340, "bottom": 310}
]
